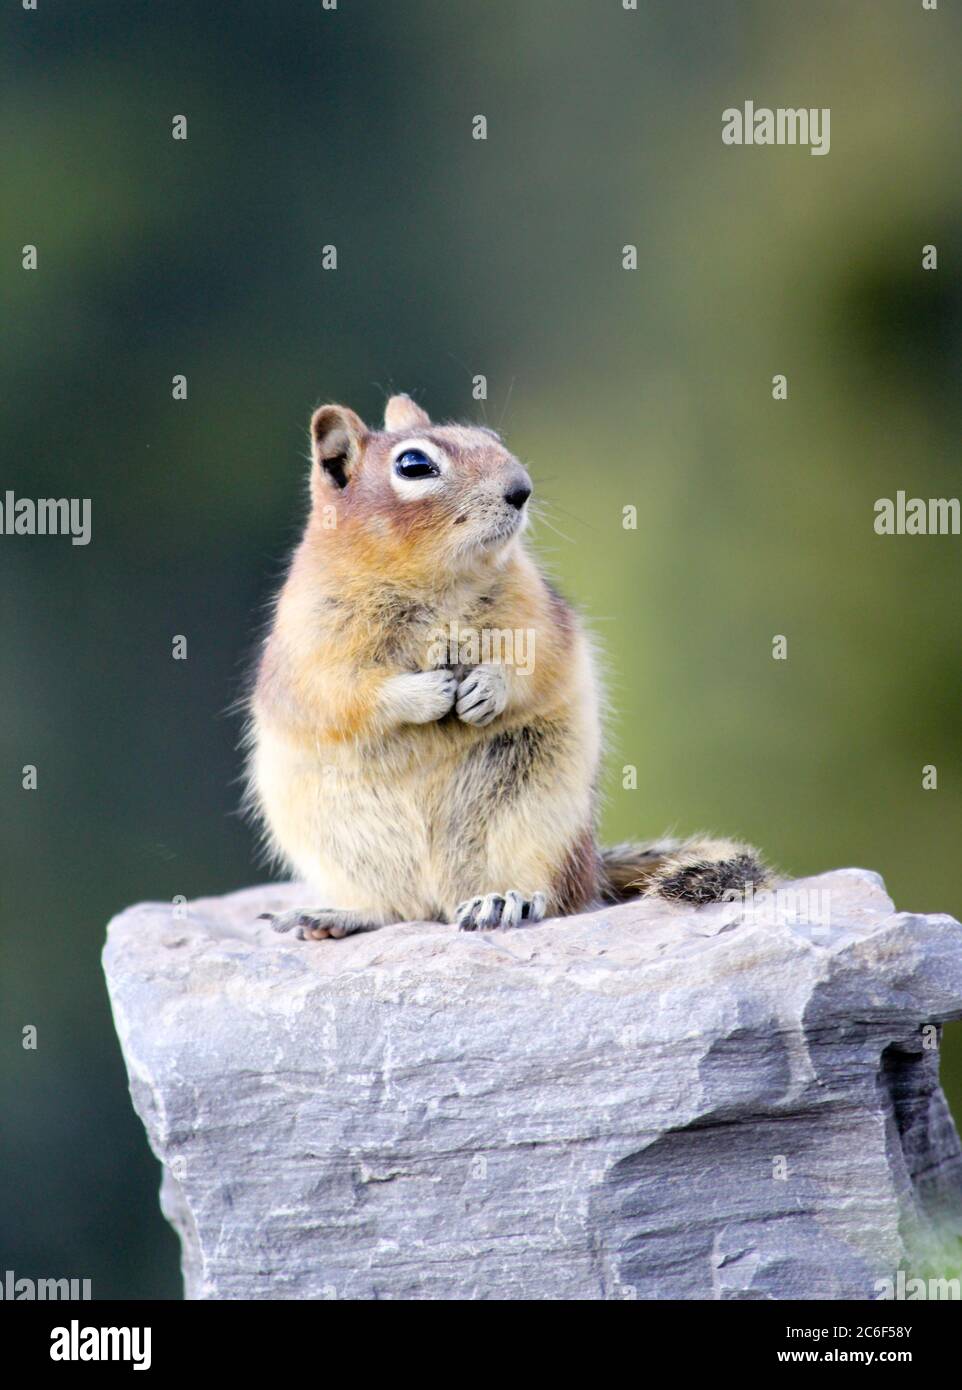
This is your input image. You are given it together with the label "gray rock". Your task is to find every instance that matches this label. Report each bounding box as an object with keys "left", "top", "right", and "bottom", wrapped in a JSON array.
[{"left": 103, "top": 869, "right": 962, "bottom": 1300}]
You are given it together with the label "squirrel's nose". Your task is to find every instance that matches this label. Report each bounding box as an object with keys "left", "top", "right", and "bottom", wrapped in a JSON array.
[{"left": 504, "top": 483, "right": 531, "bottom": 511}]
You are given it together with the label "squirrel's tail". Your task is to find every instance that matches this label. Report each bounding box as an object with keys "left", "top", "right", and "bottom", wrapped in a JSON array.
[{"left": 600, "top": 836, "right": 770, "bottom": 906}]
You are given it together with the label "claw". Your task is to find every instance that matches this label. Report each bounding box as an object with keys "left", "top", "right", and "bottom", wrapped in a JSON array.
[
  {"left": 457, "top": 896, "right": 484, "bottom": 931},
  {"left": 476, "top": 894, "right": 505, "bottom": 930},
  {"left": 501, "top": 890, "right": 524, "bottom": 928},
  {"left": 256, "top": 910, "right": 301, "bottom": 934}
]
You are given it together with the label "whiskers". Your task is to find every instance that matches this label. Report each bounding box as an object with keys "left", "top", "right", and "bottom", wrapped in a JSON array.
[{"left": 528, "top": 498, "right": 574, "bottom": 546}]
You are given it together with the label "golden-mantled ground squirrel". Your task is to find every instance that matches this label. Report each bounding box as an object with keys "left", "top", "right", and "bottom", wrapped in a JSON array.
[{"left": 247, "top": 393, "right": 768, "bottom": 939}]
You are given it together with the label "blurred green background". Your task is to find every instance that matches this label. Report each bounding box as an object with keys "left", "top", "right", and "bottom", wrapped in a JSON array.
[{"left": 2, "top": 0, "right": 960, "bottom": 1298}]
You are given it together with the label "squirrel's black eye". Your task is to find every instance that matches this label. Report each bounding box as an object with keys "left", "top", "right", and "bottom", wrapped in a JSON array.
[{"left": 395, "top": 448, "right": 440, "bottom": 480}]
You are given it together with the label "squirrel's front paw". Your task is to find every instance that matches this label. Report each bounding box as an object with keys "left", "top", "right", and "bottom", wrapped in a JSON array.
[
  {"left": 457, "top": 890, "right": 547, "bottom": 930},
  {"left": 455, "top": 665, "right": 507, "bottom": 727},
  {"left": 384, "top": 669, "right": 458, "bottom": 725}
]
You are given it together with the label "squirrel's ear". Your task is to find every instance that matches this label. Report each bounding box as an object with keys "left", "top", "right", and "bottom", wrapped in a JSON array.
[
  {"left": 384, "top": 393, "right": 431, "bottom": 432},
  {"left": 310, "top": 404, "right": 367, "bottom": 490}
]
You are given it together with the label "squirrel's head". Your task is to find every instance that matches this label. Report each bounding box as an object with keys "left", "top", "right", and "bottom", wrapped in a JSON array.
[{"left": 306, "top": 394, "right": 533, "bottom": 585}]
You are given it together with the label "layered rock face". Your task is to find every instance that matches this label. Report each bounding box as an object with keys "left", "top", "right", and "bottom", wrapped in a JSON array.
[{"left": 103, "top": 869, "right": 962, "bottom": 1299}]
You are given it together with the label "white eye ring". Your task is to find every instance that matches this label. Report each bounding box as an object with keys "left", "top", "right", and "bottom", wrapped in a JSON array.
[{"left": 390, "top": 438, "right": 448, "bottom": 496}]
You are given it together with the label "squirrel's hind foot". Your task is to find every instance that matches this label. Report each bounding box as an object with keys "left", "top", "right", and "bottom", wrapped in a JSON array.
[
  {"left": 456, "top": 889, "right": 547, "bottom": 931},
  {"left": 258, "top": 908, "right": 383, "bottom": 940}
]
